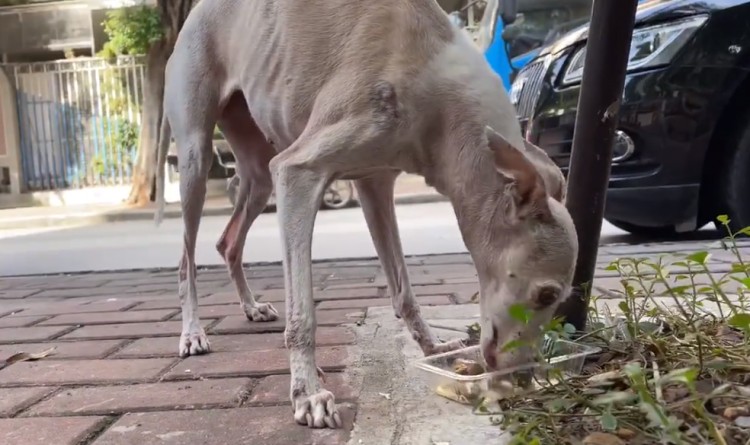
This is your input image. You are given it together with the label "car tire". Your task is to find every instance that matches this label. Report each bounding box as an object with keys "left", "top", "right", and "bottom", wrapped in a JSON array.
[
  {"left": 714, "top": 124, "right": 750, "bottom": 235},
  {"left": 606, "top": 219, "right": 677, "bottom": 238},
  {"left": 321, "top": 180, "right": 355, "bottom": 210}
]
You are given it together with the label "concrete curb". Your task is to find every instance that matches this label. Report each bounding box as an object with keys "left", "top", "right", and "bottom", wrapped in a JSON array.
[{"left": 0, "top": 192, "right": 448, "bottom": 231}]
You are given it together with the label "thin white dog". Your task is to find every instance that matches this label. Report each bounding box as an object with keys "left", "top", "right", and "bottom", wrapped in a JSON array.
[{"left": 153, "top": 0, "right": 578, "bottom": 430}]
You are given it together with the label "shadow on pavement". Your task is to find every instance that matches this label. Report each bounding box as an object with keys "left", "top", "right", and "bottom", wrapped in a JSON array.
[{"left": 601, "top": 227, "right": 724, "bottom": 246}]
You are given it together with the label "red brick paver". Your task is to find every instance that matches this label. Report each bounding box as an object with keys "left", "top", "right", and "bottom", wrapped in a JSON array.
[
  {"left": 0, "top": 315, "right": 48, "bottom": 328},
  {"left": 93, "top": 405, "right": 356, "bottom": 445},
  {"left": 19, "top": 300, "right": 138, "bottom": 316},
  {"left": 164, "top": 346, "right": 349, "bottom": 380},
  {"left": 210, "top": 309, "right": 364, "bottom": 334},
  {"left": 0, "top": 388, "right": 55, "bottom": 416},
  {"left": 26, "top": 378, "right": 251, "bottom": 416},
  {"left": 250, "top": 373, "right": 358, "bottom": 405},
  {"left": 1, "top": 246, "right": 738, "bottom": 443},
  {"left": 0, "top": 417, "right": 108, "bottom": 445},
  {"left": 60, "top": 320, "right": 212, "bottom": 340},
  {"left": 0, "top": 340, "right": 126, "bottom": 361},
  {"left": 0, "top": 253, "right": 505, "bottom": 444},
  {"left": 0, "top": 358, "right": 175, "bottom": 386},
  {"left": 0, "top": 326, "right": 72, "bottom": 343},
  {"left": 113, "top": 327, "right": 355, "bottom": 358},
  {"left": 38, "top": 309, "right": 177, "bottom": 326},
  {"left": 317, "top": 294, "right": 452, "bottom": 309}
]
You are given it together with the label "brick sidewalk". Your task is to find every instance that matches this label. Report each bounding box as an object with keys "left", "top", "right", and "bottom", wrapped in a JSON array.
[
  {"left": 0, "top": 254, "right": 478, "bottom": 445},
  {"left": 0, "top": 240, "right": 746, "bottom": 445}
]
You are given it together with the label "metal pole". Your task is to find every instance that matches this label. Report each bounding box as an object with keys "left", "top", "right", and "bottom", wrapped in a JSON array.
[{"left": 555, "top": 0, "right": 639, "bottom": 330}]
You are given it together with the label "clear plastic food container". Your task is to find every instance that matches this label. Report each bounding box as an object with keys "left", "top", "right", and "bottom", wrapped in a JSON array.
[{"left": 411, "top": 339, "right": 601, "bottom": 407}]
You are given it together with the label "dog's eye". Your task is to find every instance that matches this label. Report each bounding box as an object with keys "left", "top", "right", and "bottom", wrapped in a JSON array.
[{"left": 534, "top": 286, "right": 559, "bottom": 309}]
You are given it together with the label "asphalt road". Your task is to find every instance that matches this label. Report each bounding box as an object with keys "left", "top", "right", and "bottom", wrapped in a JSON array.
[{"left": 0, "top": 201, "right": 717, "bottom": 276}]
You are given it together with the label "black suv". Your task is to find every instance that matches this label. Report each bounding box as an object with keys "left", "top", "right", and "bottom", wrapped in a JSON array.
[{"left": 510, "top": 0, "right": 750, "bottom": 235}]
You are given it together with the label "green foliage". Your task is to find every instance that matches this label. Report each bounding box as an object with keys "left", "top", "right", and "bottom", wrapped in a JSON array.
[
  {"left": 0, "top": 0, "right": 31, "bottom": 6},
  {"left": 99, "top": 4, "right": 163, "bottom": 58},
  {"left": 508, "top": 303, "right": 533, "bottom": 324},
  {"left": 485, "top": 216, "right": 750, "bottom": 445},
  {"left": 85, "top": 67, "right": 140, "bottom": 180},
  {"left": 91, "top": 3, "right": 162, "bottom": 181},
  {"left": 89, "top": 117, "right": 138, "bottom": 177},
  {"left": 214, "top": 125, "right": 224, "bottom": 140}
]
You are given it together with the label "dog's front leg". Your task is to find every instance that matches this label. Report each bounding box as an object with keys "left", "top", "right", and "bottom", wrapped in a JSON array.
[
  {"left": 355, "top": 172, "right": 464, "bottom": 356},
  {"left": 270, "top": 133, "right": 343, "bottom": 429}
]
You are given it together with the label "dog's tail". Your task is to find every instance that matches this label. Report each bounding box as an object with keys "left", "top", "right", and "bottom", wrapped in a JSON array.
[{"left": 154, "top": 114, "right": 171, "bottom": 227}]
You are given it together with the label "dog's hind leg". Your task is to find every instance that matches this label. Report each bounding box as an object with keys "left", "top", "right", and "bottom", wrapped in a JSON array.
[
  {"left": 355, "top": 171, "right": 464, "bottom": 355},
  {"left": 215, "top": 92, "right": 279, "bottom": 322},
  {"left": 168, "top": 84, "right": 218, "bottom": 357}
]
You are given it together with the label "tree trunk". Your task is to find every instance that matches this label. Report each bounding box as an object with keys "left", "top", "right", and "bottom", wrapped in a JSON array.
[
  {"left": 126, "top": 0, "right": 196, "bottom": 206},
  {"left": 126, "top": 41, "right": 169, "bottom": 205}
]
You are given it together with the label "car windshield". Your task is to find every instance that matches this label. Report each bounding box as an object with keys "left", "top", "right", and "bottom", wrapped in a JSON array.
[{"left": 476, "top": 0, "right": 593, "bottom": 59}]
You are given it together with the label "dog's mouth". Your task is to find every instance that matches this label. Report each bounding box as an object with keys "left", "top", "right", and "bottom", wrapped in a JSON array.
[
  {"left": 481, "top": 325, "right": 532, "bottom": 372},
  {"left": 481, "top": 326, "right": 500, "bottom": 370}
]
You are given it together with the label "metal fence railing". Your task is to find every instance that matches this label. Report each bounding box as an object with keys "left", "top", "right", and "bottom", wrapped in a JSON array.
[{"left": 1, "top": 56, "right": 145, "bottom": 191}]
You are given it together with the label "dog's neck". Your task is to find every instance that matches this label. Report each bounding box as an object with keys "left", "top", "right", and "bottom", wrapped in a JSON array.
[
  {"left": 406, "top": 27, "right": 525, "bottom": 259},
  {"left": 422, "top": 121, "right": 516, "bottom": 263}
]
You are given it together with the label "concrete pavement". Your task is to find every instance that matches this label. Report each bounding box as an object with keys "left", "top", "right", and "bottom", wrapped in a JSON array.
[
  {"left": 0, "top": 202, "right": 467, "bottom": 276},
  {"left": 0, "top": 239, "right": 746, "bottom": 445},
  {"left": 0, "top": 174, "right": 442, "bottom": 231},
  {"left": 0, "top": 200, "right": 721, "bottom": 277}
]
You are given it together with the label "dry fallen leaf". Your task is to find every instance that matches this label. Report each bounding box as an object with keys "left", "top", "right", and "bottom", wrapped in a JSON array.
[
  {"left": 588, "top": 370, "right": 622, "bottom": 384},
  {"left": 616, "top": 428, "right": 636, "bottom": 440},
  {"left": 723, "top": 406, "right": 749, "bottom": 421},
  {"left": 582, "top": 432, "right": 625, "bottom": 445},
  {"left": 0, "top": 347, "right": 56, "bottom": 370},
  {"left": 717, "top": 325, "right": 743, "bottom": 345},
  {"left": 453, "top": 359, "right": 484, "bottom": 376},
  {"left": 663, "top": 385, "right": 690, "bottom": 403}
]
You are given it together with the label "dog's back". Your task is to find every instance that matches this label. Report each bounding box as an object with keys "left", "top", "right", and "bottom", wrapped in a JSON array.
[{"left": 170, "top": 0, "right": 468, "bottom": 147}]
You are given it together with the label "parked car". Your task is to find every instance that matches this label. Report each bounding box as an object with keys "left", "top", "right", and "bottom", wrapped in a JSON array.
[
  {"left": 166, "top": 138, "right": 356, "bottom": 210},
  {"left": 505, "top": 0, "right": 750, "bottom": 235},
  {"left": 225, "top": 172, "right": 355, "bottom": 210}
]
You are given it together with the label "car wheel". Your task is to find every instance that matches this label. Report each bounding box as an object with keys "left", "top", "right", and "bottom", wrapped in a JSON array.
[
  {"left": 714, "top": 124, "right": 750, "bottom": 235},
  {"left": 227, "top": 175, "right": 240, "bottom": 208},
  {"left": 606, "top": 219, "right": 677, "bottom": 238},
  {"left": 321, "top": 180, "right": 355, "bottom": 210}
]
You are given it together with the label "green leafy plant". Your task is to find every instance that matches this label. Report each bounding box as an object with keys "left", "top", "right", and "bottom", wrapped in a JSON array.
[
  {"left": 99, "top": 4, "right": 163, "bottom": 58},
  {"left": 89, "top": 117, "right": 137, "bottom": 178},
  {"left": 0, "top": 0, "right": 31, "bottom": 6},
  {"left": 83, "top": 66, "right": 140, "bottom": 182},
  {"left": 484, "top": 216, "right": 750, "bottom": 445}
]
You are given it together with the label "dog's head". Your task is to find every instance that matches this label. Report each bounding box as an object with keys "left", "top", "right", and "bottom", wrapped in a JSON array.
[{"left": 474, "top": 126, "right": 578, "bottom": 372}]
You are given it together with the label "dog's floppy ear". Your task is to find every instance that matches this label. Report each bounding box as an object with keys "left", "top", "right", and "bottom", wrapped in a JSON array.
[
  {"left": 521, "top": 139, "right": 566, "bottom": 204},
  {"left": 485, "top": 126, "right": 550, "bottom": 221}
]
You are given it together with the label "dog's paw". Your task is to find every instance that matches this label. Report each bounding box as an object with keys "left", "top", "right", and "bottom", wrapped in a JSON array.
[
  {"left": 179, "top": 327, "right": 211, "bottom": 357},
  {"left": 426, "top": 338, "right": 465, "bottom": 355},
  {"left": 293, "top": 389, "right": 342, "bottom": 429},
  {"left": 244, "top": 302, "right": 280, "bottom": 322}
]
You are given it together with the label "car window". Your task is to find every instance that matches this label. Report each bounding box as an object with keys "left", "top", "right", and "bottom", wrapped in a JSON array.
[{"left": 503, "top": 0, "right": 593, "bottom": 58}]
